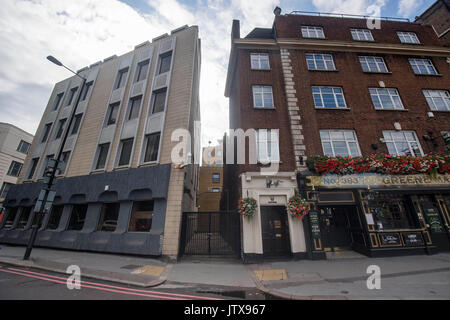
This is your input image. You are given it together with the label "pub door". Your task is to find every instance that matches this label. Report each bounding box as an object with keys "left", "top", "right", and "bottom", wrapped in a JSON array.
[
  {"left": 260, "top": 206, "right": 292, "bottom": 257},
  {"left": 319, "top": 207, "right": 353, "bottom": 252},
  {"left": 420, "top": 197, "right": 450, "bottom": 252}
]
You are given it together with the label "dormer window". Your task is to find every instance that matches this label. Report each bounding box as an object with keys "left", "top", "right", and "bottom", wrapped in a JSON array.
[{"left": 301, "top": 26, "right": 325, "bottom": 39}]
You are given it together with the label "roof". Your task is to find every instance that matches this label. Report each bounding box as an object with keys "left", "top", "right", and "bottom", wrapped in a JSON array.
[
  {"left": 245, "top": 28, "right": 274, "bottom": 39},
  {"left": 416, "top": 0, "right": 450, "bottom": 21}
]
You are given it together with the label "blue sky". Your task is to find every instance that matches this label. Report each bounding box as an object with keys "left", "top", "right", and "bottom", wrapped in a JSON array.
[{"left": 0, "top": 0, "right": 437, "bottom": 146}]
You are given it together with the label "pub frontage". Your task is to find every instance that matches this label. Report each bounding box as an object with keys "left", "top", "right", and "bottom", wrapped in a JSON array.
[{"left": 298, "top": 173, "right": 450, "bottom": 259}]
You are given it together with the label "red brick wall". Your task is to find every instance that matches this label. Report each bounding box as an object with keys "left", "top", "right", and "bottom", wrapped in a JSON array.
[
  {"left": 417, "top": 0, "right": 450, "bottom": 46},
  {"left": 288, "top": 49, "right": 450, "bottom": 157},
  {"left": 228, "top": 48, "right": 296, "bottom": 173}
]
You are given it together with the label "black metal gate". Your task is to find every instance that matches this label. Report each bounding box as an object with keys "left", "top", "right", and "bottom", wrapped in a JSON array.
[{"left": 179, "top": 211, "right": 241, "bottom": 257}]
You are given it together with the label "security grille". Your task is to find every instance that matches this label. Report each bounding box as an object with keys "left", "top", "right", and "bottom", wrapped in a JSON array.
[{"left": 179, "top": 211, "right": 241, "bottom": 257}]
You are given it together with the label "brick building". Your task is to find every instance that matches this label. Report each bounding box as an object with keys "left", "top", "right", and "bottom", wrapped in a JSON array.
[
  {"left": 197, "top": 146, "right": 223, "bottom": 212},
  {"left": 225, "top": 9, "right": 450, "bottom": 262},
  {"left": 0, "top": 25, "right": 201, "bottom": 259},
  {"left": 416, "top": 0, "right": 450, "bottom": 46}
]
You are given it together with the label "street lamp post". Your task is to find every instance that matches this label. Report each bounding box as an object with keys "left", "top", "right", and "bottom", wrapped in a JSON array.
[{"left": 23, "top": 56, "right": 86, "bottom": 260}]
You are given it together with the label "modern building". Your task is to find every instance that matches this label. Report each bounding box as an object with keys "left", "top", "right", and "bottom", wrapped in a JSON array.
[
  {"left": 0, "top": 123, "right": 33, "bottom": 207},
  {"left": 224, "top": 8, "right": 450, "bottom": 263},
  {"left": 415, "top": 0, "right": 450, "bottom": 46},
  {"left": 0, "top": 25, "right": 201, "bottom": 259}
]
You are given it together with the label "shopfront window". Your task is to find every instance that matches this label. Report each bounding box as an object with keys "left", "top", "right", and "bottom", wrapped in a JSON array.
[
  {"left": 97, "top": 203, "right": 120, "bottom": 232},
  {"left": 128, "top": 201, "right": 153, "bottom": 232},
  {"left": 3, "top": 207, "right": 18, "bottom": 228},
  {"left": 368, "top": 193, "right": 419, "bottom": 230},
  {"left": 47, "top": 205, "right": 64, "bottom": 230},
  {"left": 67, "top": 204, "right": 88, "bottom": 231},
  {"left": 17, "top": 207, "right": 32, "bottom": 229}
]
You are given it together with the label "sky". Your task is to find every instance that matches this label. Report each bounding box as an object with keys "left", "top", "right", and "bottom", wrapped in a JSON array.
[{"left": 0, "top": 0, "right": 436, "bottom": 147}]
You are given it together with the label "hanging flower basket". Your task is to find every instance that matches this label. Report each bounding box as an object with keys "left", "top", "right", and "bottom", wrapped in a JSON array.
[
  {"left": 238, "top": 197, "right": 257, "bottom": 220},
  {"left": 287, "top": 193, "right": 310, "bottom": 220}
]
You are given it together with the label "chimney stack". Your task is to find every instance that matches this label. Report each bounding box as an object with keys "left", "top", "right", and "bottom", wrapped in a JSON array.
[{"left": 274, "top": 6, "right": 282, "bottom": 16}]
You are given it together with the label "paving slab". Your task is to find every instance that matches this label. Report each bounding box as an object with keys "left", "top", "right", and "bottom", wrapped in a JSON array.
[{"left": 0, "top": 245, "right": 169, "bottom": 287}]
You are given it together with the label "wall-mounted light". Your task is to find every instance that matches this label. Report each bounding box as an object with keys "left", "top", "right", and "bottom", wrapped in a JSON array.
[{"left": 310, "top": 186, "right": 319, "bottom": 202}]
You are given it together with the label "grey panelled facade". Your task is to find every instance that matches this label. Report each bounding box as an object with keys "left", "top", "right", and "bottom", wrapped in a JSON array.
[
  {"left": 0, "top": 25, "right": 201, "bottom": 258},
  {"left": 0, "top": 165, "right": 170, "bottom": 255}
]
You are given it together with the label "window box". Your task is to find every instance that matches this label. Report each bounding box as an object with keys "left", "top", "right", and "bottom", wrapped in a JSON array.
[{"left": 306, "top": 153, "right": 450, "bottom": 176}]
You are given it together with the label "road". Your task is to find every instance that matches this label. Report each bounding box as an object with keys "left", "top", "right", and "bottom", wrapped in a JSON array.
[{"left": 0, "top": 263, "right": 265, "bottom": 300}]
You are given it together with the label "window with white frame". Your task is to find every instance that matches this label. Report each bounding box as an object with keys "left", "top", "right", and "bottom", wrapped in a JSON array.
[
  {"left": 95, "top": 143, "right": 110, "bottom": 170},
  {"left": 397, "top": 32, "right": 420, "bottom": 44},
  {"left": 0, "top": 182, "right": 12, "bottom": 199},
  {"left": 301, "top": 26, "right": 325, "bottom": 39},
  {"left": 7, "top": 161, "right": 22, "bottom": 177},
  {"left": 118, "top": 138, "right": 134, "bottom": 167},
  {"left": 65, "top": 87, "right": 78, "bottom": 106},
  {"left": 359, "top": 56, "right": 388, "bottom": 73},
  {"left": 135, "top": 59, "right": 150, "bottom": 82},
  {"left": 320, "top": 130, "right": 362, "bottom": 157},
  {"left": 383, "top": 131, "right": 423, "bottom": 156},
  {"left": 252, "top": 86, "right": 274, "bottom": 108},
  {"left": 306, "top": 53, "right": 336, "bottom": 71},
  {"left": 351, "top": 29, "right": 374, "bottom": 41},
  {"left": 250, "top": 53, "right": 270, "bottom": 70},
  {"left": 27, "top": 158, "right": 39, "bottom": 180},
  {"left": 143, "top": 132, "right": 160, "bottom": 163},
  {"left": 312, "top": 86, "right": 347, "bottom": 109},
  {"left": 256, "top": 129, "right": 280, "bottom": 163},
  {"left": 409, "top": 58, "right": 438, "bottom": 75},
  {"left": 423, "top": 90, "right": 450, "bottom": 111},
  {"left": 17, "top": 140, "right": 31, "bottom": 154},
  {"left": 369, "top": 88, "right": 405, "bottom": 110}
]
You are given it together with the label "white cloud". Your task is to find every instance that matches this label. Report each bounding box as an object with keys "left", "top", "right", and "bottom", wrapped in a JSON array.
[
  {"left": 398, "top": 0, "right": 423, "bottom": 18},
  {"left": 0, "top": 0, "right": 156, "bottom": 135},
  {"left": 0, "top": 0, "right": 283, "bottom": 147}
]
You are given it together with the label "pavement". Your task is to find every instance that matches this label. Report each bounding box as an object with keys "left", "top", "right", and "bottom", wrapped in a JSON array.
[{"left": 0, "top": 244, "right": 449, "bottom": 300}]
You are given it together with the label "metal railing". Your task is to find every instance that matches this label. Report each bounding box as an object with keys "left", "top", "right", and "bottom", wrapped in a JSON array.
[{"left": 289, "top": 10, "right": 410, "bottom": 23}]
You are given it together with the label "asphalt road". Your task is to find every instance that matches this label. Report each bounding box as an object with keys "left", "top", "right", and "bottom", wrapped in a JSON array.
[{"left": 0, "top": 263, "right": 249, "bottom": 300}]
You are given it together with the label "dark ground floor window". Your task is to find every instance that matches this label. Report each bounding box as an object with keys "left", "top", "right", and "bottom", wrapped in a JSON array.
[
  {"left": 3, "top": 207, "right": 18, "bottom": 228},
  {"left": 129, "top": 201, "right": 154, "bottom": 232},
  {"left": 369, "top": 193, "right": 419, "bottom": 230},
  {"left": 67, "top": 204, "right": 88, "bottom": 231},
  {"left": 97, "top": 203, "right": 120, "bottom": 232},
  {"left": 47, "top": 205, "right": 64, "bottom": 230},
  {"left": 17, "top": 207, "right": 32, "bottom": 229}
]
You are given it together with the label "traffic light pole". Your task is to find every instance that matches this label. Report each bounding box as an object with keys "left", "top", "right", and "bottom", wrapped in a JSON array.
[{"left": 23, "top": 74, "right": 86, "bottom": 260}]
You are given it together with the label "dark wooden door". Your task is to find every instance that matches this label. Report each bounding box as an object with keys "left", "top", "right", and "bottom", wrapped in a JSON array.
[
  {"left": 260, "top": 206, "right": 291, "bottom": 257},
  {"left": 320, "top": 207, "right": 352, "bottom": 251},
  {"left": 421, "top": 201, "right": 450, "bottom": 251}
]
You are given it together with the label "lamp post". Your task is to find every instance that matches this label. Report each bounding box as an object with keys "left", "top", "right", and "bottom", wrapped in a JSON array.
[{"left": 23, "top": 56, "right": 86, "bottom": 260}]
